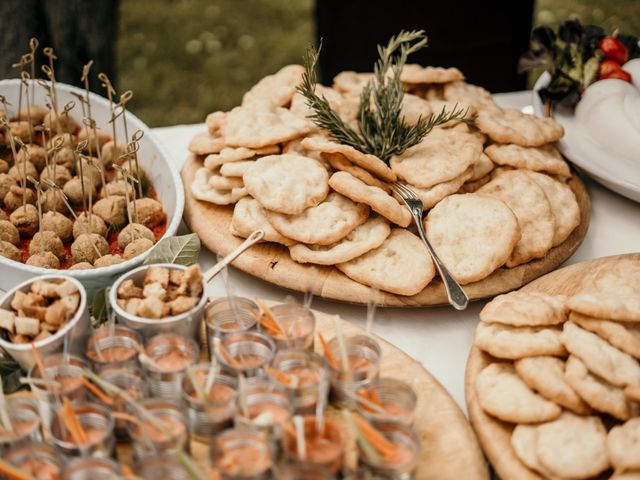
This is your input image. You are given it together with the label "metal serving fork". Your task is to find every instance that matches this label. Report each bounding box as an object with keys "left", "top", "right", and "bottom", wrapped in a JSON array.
[{"left": 390, "top": 182, "right": 469, "bottom": 310}]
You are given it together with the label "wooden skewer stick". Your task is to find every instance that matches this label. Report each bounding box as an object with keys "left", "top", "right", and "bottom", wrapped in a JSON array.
[
  {"left": 11, "top": 54, "right": 30, "bottom": 121},
  {"left": 12, "top": 137, "right": 29, "bottom": 209},
  {"left": 20, "top": 71, "right": 33, "bottom": 143},
  {"left": 28, "top": 38, "right": 38, "bottom": 100},
  {"left": 113, "top": 164, "right": 133, "bottom": 225},
  {"left": 28, "top": 177, "right": 44, "bottom": 256},
  {"left": 130, "top": 130, "right": 144, "bottom": 198},
  {"left": 47, "top": 134, "right": 64, "bottom": 186},
  {"left": 98, "top": 73, "right": 119, "bottom": 159},
  {"left": 85, "top": 155, "right": 107, "bottom": 197},
  {"left": 80, "top": 61, "right": 105, "bottom": 169},
  {"left": 74, "top": 139, "right": 89, "bottom": 213}
]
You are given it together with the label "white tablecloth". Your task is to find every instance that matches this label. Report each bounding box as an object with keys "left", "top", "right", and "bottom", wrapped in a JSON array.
[{"left": 152, "top": 91, "right": 640, "bottom": 414}]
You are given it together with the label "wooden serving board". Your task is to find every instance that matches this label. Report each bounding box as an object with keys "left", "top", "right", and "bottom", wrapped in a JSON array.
[
  {"left": 182, "top": 154, "right": 591, "bottom": 307},
  {"left": 464, "top": 253, "right": 640, "bottom": 480},
  {"left": 15, "top": 301, "right": 487, "bottom": 479}
]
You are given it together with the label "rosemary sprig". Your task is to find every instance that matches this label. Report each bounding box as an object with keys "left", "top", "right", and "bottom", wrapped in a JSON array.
[{"left": 298, "top": 30, "right": 471, "bottom": 163}]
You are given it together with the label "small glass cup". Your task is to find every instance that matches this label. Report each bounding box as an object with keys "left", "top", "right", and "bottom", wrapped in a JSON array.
[
  {"left": 358, "top": 423, "right": 421, "bottom": 478},
  {"left": 355, "top": 378, "right": 417, "bottom": 427},
  {"left": 210, "top": 427, "right": 273, "bottom": 480},
  {"left": 27, "top": 354, "right": 89, "bottom": 425},
  {"left": 181, "top": 363, "right": 238, "bottom": 441},
  {"left": 281, "top": 416, "right": 345, "bottom": 474},
  {"left": 326, "top": 335, "right": 381, "bottom": 407},
  {"left": 60, "top": 457, "right": 122, "bottom": 479},
  {"left": 97, "top": 366, "right": 147, "bottom": 440},
  {"left": 234, "top": 378, "right": 293, "bottom": 443},
  {"left": 138, "top": 454, "right": 191, "bottom": 479},
  {"left": 260, "top": 303, "right": 315, "bottom": 350},
  {"left": 126, "top": 399, "right": 189, "bottom": 463},
  {"left": 86, "top": 324, "right": 142, "bottom": 372},
  {"left": 3, "top": 441, "right": 63, "bottom": 479},
  {"left": 275, "top": 462, "right": 335, "bottom": 480},
  {"left": 267, "top": 349, "right": 327, "bottom": 414},
  {"left": 0, "top": 396, "right": 42, "bottom": 453},
  {"left": 49, "top": 402, "right": 116, "bottom": 458},
  {"left": 205, "top": 297, "right": 259, "bottom": 354},
  {"left": 142, "top": 333, "right": 200, "bottom": 401},
  {"left": 216, "top": 331, "right": 275, "bottom": 378}
]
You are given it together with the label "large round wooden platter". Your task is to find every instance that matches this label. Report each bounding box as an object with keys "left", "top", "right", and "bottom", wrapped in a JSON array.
[
  {"left": 465, "top": 253, "right": 640, "bottom": 480},
  {"left": 182, "top": 154, "right": 591, "bottom": 307},
  {"left": 13, "top": 301, "right": 487, "bottom": 478}
]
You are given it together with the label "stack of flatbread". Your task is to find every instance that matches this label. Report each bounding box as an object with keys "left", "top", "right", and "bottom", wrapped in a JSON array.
[
  {"left": 473, "top": 259, "right": 640, "bottom": 479},
  {"left": 188, "top": 64, "right": 581, "bottom": 297}
]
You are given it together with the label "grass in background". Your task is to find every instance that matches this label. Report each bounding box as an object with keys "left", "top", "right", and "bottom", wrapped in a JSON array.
[{"left": 118, "top": 0, "right": 639, "bottom": 127}]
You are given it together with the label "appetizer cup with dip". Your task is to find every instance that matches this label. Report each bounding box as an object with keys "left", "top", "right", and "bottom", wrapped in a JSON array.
[
  {"left": 86, "top": 324, "right": 143, "bottom": 372},
  {"left": 60, "top": 457, "right": 122, "bottom": 479},
  {"left": 141, "top": 332, "right": 200, "bottom": 401},
  {"left": 210, "top": 427, "right": 273, "bottom": 480},
  {"left": 0, "top": 275, "right": 89, "bottom": 370},
  {"left": 205, "top": 296, "right": 259, "bottom": 350},
  {"left": 326, "top": 335, "right": 382, "bottom": 407},
  {"left": 258, "top": 303, "right": 315, "bottom": 351},
  {"left": 3, "top": 441, "right": 63, "bottom": 479},
  {"left": 138, "top": 454, "right": 190, "bottom": 479},
  {"left": 215, "top": 331, "right": 275, "bottom": 378},
  {"left": 358, "top": 423, "right": 421, "bottom": 478},
  {"left": 0, "top": 397, "right": 42, "bottom": 453},
  {"left": 281, "top": 415, "right": 345, "bottom": 474},
  {"left": 126, "top": 398, "right": 189, "bottom": 462},
  {"left": 355, "top": 378, "right": 417, "bottom": 427},
  {"left": 49, "top": 401, "right": 116, "bottom": 458},
  {"left": 181, "top": 363, "right": 238, "bottom": 441},
  {"left": 266, "top": 349, "right": 327, "bottom": 414},
  {"left": 110, "top": 263, "right": 206, "bottom": 341}
]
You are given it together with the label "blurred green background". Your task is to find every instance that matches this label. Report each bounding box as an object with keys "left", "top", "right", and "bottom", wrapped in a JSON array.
[{"left": 117, "top": 0, "right": 640, "bottom": 127}]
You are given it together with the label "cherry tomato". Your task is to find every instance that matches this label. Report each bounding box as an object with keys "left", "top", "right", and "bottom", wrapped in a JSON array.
[
  {"left": 599, "top": 36, "right": 629, "bottom": 64},
  {"left": 599, "top": 59, "right": 621, "bottom": 78},
  {"left": 600, "top": 68, "right": 633, "bottom": 82}
]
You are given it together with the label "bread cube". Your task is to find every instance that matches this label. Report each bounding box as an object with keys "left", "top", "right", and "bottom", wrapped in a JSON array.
[
  {"left": 144, "top": 267, "right": 169, "bottom": 289},
  {"left": 15, "top": 316, "right": 40, "bottom": 336},
  {"left": 0, "top": 309, "right": 15, "bottom": 333}
]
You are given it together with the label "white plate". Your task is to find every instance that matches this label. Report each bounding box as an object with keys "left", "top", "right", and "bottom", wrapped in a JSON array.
[
  {"left": 0, "top": 79, "right": 185, "bottom": 295},
  {"left": 532, "top": 72, "right": 640, "bottom": 203}
]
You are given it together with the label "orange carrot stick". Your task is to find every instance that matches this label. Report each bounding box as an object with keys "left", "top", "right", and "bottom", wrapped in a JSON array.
[
  {"left": 265, "top": 365, "right": 292, "bottom": 387},
  {"left": 255, "top": 300, "right": 283, "bottom": 334},
  {"left": 80, "top": 378, "right": 114, "bottom": 406},
  {"left": 218, "top": 343, "right": 241, "bottom": 367},
  {"left": 354, "top": 414, "right": 397, "bottom": 458},
  {"left": 62, "top": 398, "right": 88, "bottom": 445},
  {"left": 113, "top": 412, "right": 140, "bottom": 424},
  {"left": 318, "top": 333, "right": 339, "bottom": 369},
  {"left": 31, "top": 344, "right": 46, "bottom": 379},
  {"left": 369, "top": 387, "right": 383, "bottom": 406},
  {"left": 121, "top": 465, "right": 136, "bottom": 479},
  {"left": 0, "top": 458, "right": 35, "bottom": 480}
]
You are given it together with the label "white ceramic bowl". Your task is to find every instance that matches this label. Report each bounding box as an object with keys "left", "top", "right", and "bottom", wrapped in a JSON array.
[
  {"left": 0, "top": 274, "right": 90, "bottom": 371},
  {"left": 0, "top": 79, "right": 184, "bottom": 295}
]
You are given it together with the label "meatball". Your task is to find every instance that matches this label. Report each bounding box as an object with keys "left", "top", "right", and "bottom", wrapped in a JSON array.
[
  {"left": 10, "top": 204, "right": 38, "bottom": 236},
  {"left": 8, "top": 160, "right": 38, "bottom": 183},
  {"left": 0, "top": 159, "right": 9, "bottom": 174},
  {"left": 71, "top": 233, "right": 109, "bottom": 264},
  {"left": 54, "top": 147, "right": 75, "bottom": 170},
  {"left": 26, "top": 251, "right": 60, "bottom": 269},
  {"left": 40, "top": 165, "right": 72, "bottom": 188},
  {"left": 69, "top": 262, "right": 93, "bottom": 270},
  {"left": 0, "top": 240, "right": 20, "bottom": 262},
  {"left": 0, "top": 211, "right": 7, "bottom": 221},
  {"left": 9, "top": 121, "right": 33, "bottom": 143},
  {"left": 0, "top": 220, "right": 20, "bottom": 245},
  {"left": 101, "top": 179, "right": 134, "bottom": 199},
  {"left": 41, "top": 211, "right": 73, "bottom": 242},
  {"left": 0, "top": 174, "right": 16, "bottom": 205},
  {"left": 92, "top": 196, "right": 127, "bottom": 228},
  {"left": 29, "top": 231, "right": 65, "bottom": 260},
  {"left": 94, "top": 254, "right": 124, "bottom": 268},
  {"left": 77, "top": 127, "right": 110, "bottom": 154},
  {"left": 4, "top": 186, "right": 36, "bottom": 211},
  {"left": 16, "top": 145, "right": 47, "bottom": 172},
  {"left": 73, "top": 212, "right": 107, "bottom": 239},
  {"left": 129, "top": 198, "right": 164, "bottom": 228},
  {"left": 117, "top": 223, "right": 154, "bottom": 249},
  {"left": 74, "top": 157, "right": 101, "bottom": 188},
  {"left": 123, "top": 237, "right": 154, "bottom": 260},
  {"left": 62, "top": 176, "right": 96, "bottom": 206},
  {"left": 44, "top": 110, "right": 77, "bottom": 135},
  {"left": 16, "top": 106, "right": 48, "bottom": 126},
  {"left": 41, "top": 189, "right": 66, "bottom": 214},
  {"left": 100, "top": 141, "right": 126, "bottom": 169}
]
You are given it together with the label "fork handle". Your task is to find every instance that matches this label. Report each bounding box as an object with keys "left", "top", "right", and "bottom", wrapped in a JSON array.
[{"left": 410, "top": 210, "right": 469, "bottom": 310}]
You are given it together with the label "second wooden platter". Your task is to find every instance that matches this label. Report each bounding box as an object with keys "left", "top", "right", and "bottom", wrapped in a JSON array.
[
  {"left": 465, "top": 253, "right": 640, "bottom": 480},
  {"left": 182, "top": 154, "right": 591, "bottom": 307}
]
